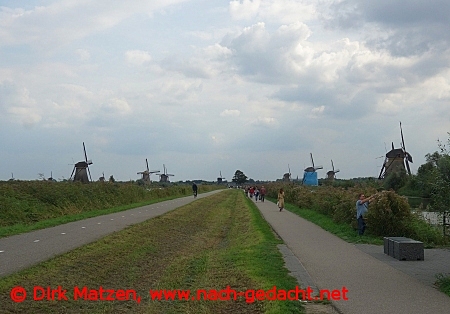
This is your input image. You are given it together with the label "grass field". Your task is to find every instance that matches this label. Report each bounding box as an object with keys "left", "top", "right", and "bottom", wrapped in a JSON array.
[
  {"left": 0, "top": 189, "right": 303, "bottom": 313},
  {"left": 0, "top": 181, "right": 222, "bottom": 238}
]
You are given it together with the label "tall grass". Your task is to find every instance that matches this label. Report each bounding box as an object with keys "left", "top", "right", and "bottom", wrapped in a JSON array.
[{"left": 0, "top": 181, "right": 222, "bottom": 236}]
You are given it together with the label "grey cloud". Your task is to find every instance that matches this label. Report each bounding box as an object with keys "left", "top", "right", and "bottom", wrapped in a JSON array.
[
  {"left": 326, "top": 0, "right": 450, "bottom": 57},
  {"left": 358, "top": 0, "right": 450, "bottom": 26},
  {"left": 273, "top": 82, "right": 377, "bottom": 120},
  {"left": 221, "top": 22, "right": 310, "bottom": 83}
]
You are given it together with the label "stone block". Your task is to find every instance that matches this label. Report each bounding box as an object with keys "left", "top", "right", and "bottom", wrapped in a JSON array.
[
  {"left": 393, "top": 239, "right": 424, "bottom": 261},
  {"left": 387, "top": 237, "right": 409, "bottom": 257}
]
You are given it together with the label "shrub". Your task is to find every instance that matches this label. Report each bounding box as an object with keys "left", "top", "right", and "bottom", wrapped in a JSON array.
[{"left": 264, "top": 182, "right": 446, "bottom": 245}]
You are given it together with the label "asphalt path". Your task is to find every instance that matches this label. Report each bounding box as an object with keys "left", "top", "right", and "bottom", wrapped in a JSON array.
[
  {"left": 0, "top": 190, "right": 222, "bottom": 278},
  {"left": 252, "top": 197, "right": 450, "bottom": 314}
]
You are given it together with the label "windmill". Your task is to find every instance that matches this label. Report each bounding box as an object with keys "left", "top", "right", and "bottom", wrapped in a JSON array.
[
  {"left": 283, "top": 164, "right": 291, "bottom": 182},
  {"left": 326, "top": 160, "right": 340, "bottom": 181},
  {"left": 99, "top": 172, "right": 105, "bottom": 182},
  {"left": 217, "top": 171, "right": 226, "bottom": 184},
  {"left": 48, "top": 171, "right": 56, "bottom": 182},
  {"left": 69, "top": 142, "right": 93, "bottom": 183},
  {"left": 302, "top": 153, "right": 323, "bottom": 186},
  {"left": 378, "top": 122, "right": 413, "bottom": 179},
  {"left": 137, "top": 159, "right": 160, "bottom": 184},
  {"left": 158, "top": 164, "right": 174, "bottom": 183}
]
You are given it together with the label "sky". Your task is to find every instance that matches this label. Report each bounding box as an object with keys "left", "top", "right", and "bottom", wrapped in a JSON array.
[{"left": 0, "top": 0, "right": 449, "bottom": 182}]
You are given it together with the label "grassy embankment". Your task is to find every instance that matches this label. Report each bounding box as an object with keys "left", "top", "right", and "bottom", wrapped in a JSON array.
[
  {"left": 0, "top": 181, "right": 222, "bottom": 238},
  {"left": 0, "top": 189, "right": 303, "bottom": 313}
]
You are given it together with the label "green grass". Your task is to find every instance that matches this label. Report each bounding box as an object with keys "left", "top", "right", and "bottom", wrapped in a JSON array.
[
  {"left": 267, "top": 197, "right": 384, "bottom": 245},
  {"left": 435, "top": 274, "right": 450, "bottom": 297},
  {"left": 0, "top": 182, "right": 222, "bottom": 238},
  {"left": 0, "top": 189, "right": 303, "bottom": 313},
  {"left": 0, "top": 195, "right": 178, "bottom": 238}
]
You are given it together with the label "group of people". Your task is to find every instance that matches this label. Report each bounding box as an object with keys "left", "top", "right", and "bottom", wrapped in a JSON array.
[
  {"left": 243, "top": 184, "right": 376, "bottom": 236},
  {"left": 244, "top": 186, "right": 285, "bottom": 211},
  {"left": 244, "top": 185, "right": 267, "bottom": 202}
]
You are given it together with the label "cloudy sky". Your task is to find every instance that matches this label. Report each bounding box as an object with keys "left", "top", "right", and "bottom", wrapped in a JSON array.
[{"left": 1, "top": 0, "right": 449, "bottom": 182}]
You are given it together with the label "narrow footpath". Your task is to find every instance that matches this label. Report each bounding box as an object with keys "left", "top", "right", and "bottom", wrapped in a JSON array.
[
  {"left": 0, "top": 190, "right": 221, "bottom": 278},
  {"left": 252, "top": 197, "right": 450, "bottom": 314}
]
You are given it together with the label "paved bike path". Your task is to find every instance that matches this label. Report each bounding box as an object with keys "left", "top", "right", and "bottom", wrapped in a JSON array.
[
  {"left": 0, "top": 190, "right": 221, "bottom": 278},
  {"left": 253, "top": 198, "right": 450, "bottom": 314}
]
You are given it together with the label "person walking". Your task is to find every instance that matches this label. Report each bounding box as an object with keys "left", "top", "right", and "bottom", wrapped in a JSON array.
[
  {"left": 260, "top": 186, "right": 266, "bottom": 202},
  {"left": 254, "top": 187, "right": 260, "bottom": 202},
  {"left": 192, "top": 182, "right": 198, "bottom": 198},
  {"left": 277, "top": 188, "right": 285, "bottom": 211},
  {"left": 249, "top": 186, "right": 254, "bottom": 199},
  {"left": 356, "top": 193, "right": 375, "bottom": 235}
]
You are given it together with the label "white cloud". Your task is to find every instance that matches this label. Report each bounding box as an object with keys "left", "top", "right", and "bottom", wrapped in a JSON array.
[
  {"left": 1, "top": 0, "right": 450, "bottom": 181},
  {"left": 311, "top": 105, "right": 324, "bottom": 114},
  {"left": 75, "top": 49, "right": 90, "bottom": 61},
  {"left": 229, "top": 0, "right": 261, "bottom": 20},
  {"left": 220, "top": 109, "right": 240, "bottom": 117},
  {"left": 229, "top": 0, "right": 316, "bottom": 23},
  {"left": 250, "top": 116, "right": 277, "bottom": 127},
  {"left": 125, "top": 50, "right": 152, "bottom": 66},
  {"left": 102, "top": 98, "right": 131, "bottom": 115},
  {"left": 0, "top": 81, "right": 41, "bottom": 127},
  {"left": 0, "top": 0, "right": 189, "bottom": 48}
]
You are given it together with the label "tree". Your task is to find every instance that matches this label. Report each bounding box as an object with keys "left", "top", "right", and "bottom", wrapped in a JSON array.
[
  {"left": 232, "top": 170, "right": 248, "bottom": 185},
  {"left": 430, "top": 135, "right": 450, "bottom": 215}
]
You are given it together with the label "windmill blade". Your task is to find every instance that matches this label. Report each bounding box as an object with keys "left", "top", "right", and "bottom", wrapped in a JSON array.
[
  {"left": 310, "top": 153, "right": 314, "bottom": 168},
  {"left": 378, "top": 162, "right": 386, "bottom": 179},
  {"left": 163, "top": 164, "right": 166, "bottom": 175},
  {"left": 288, "top": 164, "right": 291, "bottom": 175},
  {"left": 405, "top": 159, "right": 411, "bottom": 175},
  {"left": 87, "top": 165, "right": 92, "bottom": 182},
  {"left": 391, "top": 142, "right": 394, "bottom": 150},
  {"left": 83, "top": 142, "right": 88, "bottom": 163},
  {"left": 146, "top": 159, "right": 149, "bottom": 172},
  {"left": 331, "top": 160, "right": 335, "bottom": 172},
  {"left": 400, "top": 121, "right": 406, "bottom": 150},
  {"left": 70, "top": 166, "right": 76, "bottom": 180},
  {"left": 406, "top": 152, "right": 413, "bottom": 163}
]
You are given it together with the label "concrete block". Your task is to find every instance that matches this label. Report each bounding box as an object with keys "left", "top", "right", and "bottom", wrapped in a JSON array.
[
  {"left": 393, "top": 239, "right": 424, "bottom": 261},
  {"left": 387, "top": 237, "right": 409, "bottom": 257}
]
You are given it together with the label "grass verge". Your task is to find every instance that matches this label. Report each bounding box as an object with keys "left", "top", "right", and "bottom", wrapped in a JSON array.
[
  {"left": 0, "top": 195, "right": 181, "bottom": 239},
  {"left": 436, "top": 274, "right": 450, "bottom": 297},
  {"left": 267, "top": 197, "right": 383, "bottom": 245},
  {"left": 0, "top": 189, "right": 303, "bottom": 313}
]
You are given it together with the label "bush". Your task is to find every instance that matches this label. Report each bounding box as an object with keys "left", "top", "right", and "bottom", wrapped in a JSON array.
[
  {"left": 366, "top": 191, "right": 413, "bottom": 235},
  {"left": 264, "top": 182, "right": 446, "bottom": 245}
]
